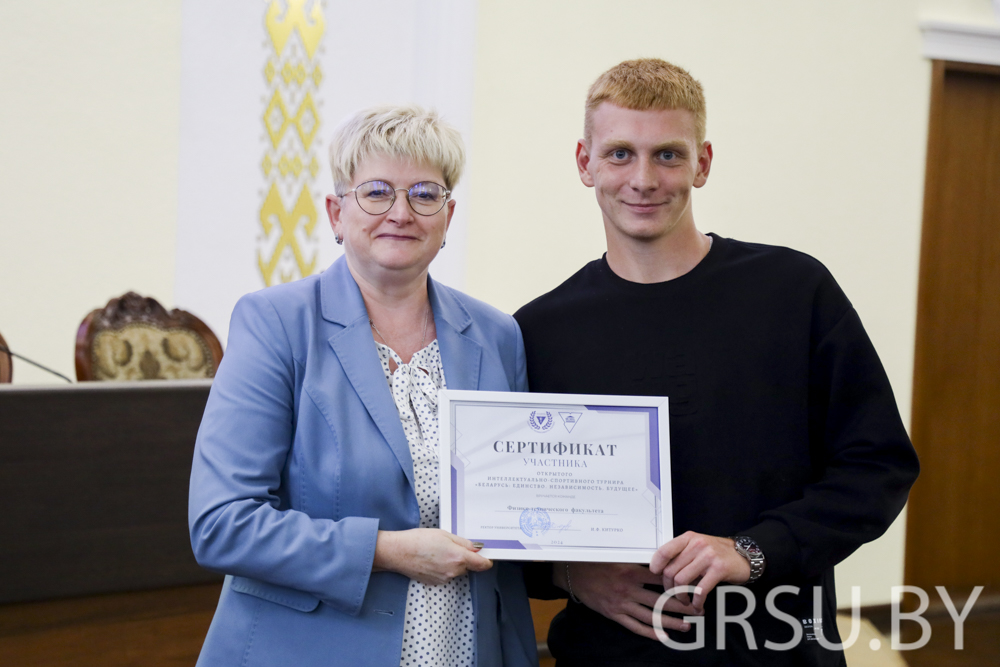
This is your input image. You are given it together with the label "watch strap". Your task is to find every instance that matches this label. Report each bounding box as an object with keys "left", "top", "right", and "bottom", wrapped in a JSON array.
[{"left": 732, "top": 536, "right": 766, "bottom": 584}]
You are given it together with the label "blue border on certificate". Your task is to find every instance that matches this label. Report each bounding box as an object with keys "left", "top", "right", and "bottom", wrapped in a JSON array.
[
  {"left": 441, "top": 391, "right": 671, "bottom": 562},
  {"left": 585, "top": 405, "right": 659, "bottom": 490}
]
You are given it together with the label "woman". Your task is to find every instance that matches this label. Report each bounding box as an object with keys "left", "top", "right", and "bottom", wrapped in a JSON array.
[{"left": 189, "top": 106, "right": 536, "bottom": 667}]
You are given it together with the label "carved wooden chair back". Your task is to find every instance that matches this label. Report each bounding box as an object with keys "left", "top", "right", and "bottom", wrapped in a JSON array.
[
  {"left": 75, "top": 292, "right": 223, "bottom": 382},
  {"left": 0, "top": 330, "right": 11, "bottom": 383}
]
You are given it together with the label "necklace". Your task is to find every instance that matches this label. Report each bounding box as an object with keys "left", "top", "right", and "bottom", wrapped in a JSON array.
[{"left": 369, "top": 305, "right": 431, "bottom": 355}]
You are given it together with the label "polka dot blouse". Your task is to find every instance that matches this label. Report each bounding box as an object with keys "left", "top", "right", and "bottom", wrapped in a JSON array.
[{"left": 375, "top": 339, "right": 475, "bottom": 667}]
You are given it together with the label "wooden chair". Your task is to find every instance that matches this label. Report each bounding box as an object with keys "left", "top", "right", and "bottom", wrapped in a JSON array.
[
  {"left": 0, "top": 330, "right": 11, "bottom": 383},
  {"left": 75, "top": 292, "right": 223, "bottom": 382}
]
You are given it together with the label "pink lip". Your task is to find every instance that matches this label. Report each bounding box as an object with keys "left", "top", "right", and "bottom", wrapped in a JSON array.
[
  {"left": 376, "top": 234, "right": 418, "bottom": 240},
  {"left": 624, "top": 202, "right": 664, "bottom": 212}
]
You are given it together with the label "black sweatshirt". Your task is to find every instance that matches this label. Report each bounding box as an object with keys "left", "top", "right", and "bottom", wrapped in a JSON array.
[{"left": 513, "top": 234, "right": 919, "bottom": 666}]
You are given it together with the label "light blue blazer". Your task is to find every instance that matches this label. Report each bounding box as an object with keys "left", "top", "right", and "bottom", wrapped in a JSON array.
[{"left": 189, "top": 256, "right": 537, "bottom": 667}]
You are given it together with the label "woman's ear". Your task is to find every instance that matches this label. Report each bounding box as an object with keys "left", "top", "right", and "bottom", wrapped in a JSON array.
[
  {"left": 326, "top": 194, "right": 342, "bottom": 234},
  {"left": 445, "top": 198, "right": 456, "bottom": 231}
]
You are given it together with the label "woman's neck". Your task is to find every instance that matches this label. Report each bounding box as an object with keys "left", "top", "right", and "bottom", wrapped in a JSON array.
[{"left": 347, "top": 259, "right": 436, "bottom": 365}]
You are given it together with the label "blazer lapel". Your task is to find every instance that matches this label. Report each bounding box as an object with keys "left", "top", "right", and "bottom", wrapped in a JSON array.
[
  {"left": 429, "top": 279, "right": 483, "bottom": 391},
  {"left": 321, "top": 258, "right": 414, "bottom": 489}
]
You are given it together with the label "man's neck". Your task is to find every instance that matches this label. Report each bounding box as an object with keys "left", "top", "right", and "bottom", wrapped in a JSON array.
[{"left": 605, "top": 224, "right": 713, "bottom": 284}]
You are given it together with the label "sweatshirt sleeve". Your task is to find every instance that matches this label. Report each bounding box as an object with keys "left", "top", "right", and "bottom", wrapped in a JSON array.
[{"left": 743, "top": 276, "right": 920, "bottom": 584}]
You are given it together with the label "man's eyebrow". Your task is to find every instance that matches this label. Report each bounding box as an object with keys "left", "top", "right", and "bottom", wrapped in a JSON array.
[
  {"left": 651, "top": 141, "right": 690, "bottom": 153},
  {"left": 601, "top": 140, "right": 635, "bottom": 152},
  {"left": 600, "top": 139, "right": 690, "bottom": 153}
]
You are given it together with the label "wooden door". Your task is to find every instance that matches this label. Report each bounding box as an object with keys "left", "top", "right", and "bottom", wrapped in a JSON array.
[{"left": 905, "top": 60, "right": 1000, "bottom": 589}]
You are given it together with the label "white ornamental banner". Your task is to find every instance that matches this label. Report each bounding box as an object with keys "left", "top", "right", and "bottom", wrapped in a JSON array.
[{"left": 177, "top": 0, "right": 477, "bottom": 345}]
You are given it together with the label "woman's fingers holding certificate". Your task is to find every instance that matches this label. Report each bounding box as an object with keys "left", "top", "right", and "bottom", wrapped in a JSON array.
[
  {"left": 445, "top": 531, "right": 495, "bottom": 574},
  {"left": 373, "top": 528, "right": 493, "bottom": 586}
]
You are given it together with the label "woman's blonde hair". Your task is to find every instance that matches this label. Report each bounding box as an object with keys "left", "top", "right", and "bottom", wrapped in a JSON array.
[
  {"left": 328, "top": 105, "right": 465, "bottom": 194},
  {"left": 585, "top": 58, "right": 706, "bottom": 145}
]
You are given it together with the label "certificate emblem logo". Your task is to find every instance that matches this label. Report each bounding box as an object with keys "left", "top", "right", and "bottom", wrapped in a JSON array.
[
  {"left": 559, "top": 411, "right": 582, "bottom": 433},
  {"left": 528, "top": 410, "right": 554, "bottom": 432},
  {"left": 519, "top": 507, "right": 551, "bottom": 537}
]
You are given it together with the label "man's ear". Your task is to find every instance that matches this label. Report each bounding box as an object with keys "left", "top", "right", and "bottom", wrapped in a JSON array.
[
  {"left": 576, "top": 139, "right": 595, "bottom": 187},
  {"left": 693, "top": 141, "right": 713, "bottom": 188}
]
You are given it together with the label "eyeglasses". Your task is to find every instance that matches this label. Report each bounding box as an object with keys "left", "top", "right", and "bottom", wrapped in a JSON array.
[{"left": 340, "top": 180, "right": 451, "bottom": 216}]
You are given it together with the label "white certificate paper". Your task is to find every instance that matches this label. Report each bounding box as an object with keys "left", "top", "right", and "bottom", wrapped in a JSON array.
[{"left": 439, "top": 390, "right": 671, "bottom": 563}]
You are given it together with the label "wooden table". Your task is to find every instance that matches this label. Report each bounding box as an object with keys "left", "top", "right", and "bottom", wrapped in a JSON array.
[
  {"left": 0, "top": 381, "right": 222, "bottom": 666},
  {"left": 0, "top": 381, "right": 562, "bottom": 665}
]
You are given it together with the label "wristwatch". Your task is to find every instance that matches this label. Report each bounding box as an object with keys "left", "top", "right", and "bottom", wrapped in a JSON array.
[{"left": 732, "top": 536, "right": 766, "bottom": 584}]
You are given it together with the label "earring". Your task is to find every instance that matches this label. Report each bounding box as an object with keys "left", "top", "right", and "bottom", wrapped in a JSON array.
[
  {"left": 440, "top": 237, "right": 447, "bottom": 249},
  {"left": 335, "top": 233, "right": 343, "bottom": 245}
]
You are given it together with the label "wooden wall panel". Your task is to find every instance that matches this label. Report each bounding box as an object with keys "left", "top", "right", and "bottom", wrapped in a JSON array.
[
  {"left": 530, "top": 598, "right": 564, "bottom": 666},
  {"left": 906, "top": 60, "right": 1000, "bottom": 588}
]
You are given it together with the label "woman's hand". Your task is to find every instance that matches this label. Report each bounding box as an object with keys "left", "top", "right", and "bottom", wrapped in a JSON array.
[{"left": 373, "top": 529, "right": 493, "bottom": 586}]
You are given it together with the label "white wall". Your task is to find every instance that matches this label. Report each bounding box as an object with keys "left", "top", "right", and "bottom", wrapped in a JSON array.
[
  {"left": 0, "top": 1, "right": 181, "bottom": 384},
  {"left": 919, "top": 0, "right": 999, "bottom": 24},
  {"left": 465, "top": 0, "right": 933, "bottom": 606},
  {"left": 1, "top": 0, "right": 974, "bottom": 607},
  {"left": 175, "top": 0, "right": 478, "bottom": 346}
]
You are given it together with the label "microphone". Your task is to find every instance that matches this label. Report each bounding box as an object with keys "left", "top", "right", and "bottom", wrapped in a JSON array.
[{"left": 0, "top": 344, "right": 73, "bottom": 384}]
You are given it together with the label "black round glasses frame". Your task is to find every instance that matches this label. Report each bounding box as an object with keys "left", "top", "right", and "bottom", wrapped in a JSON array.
[{"left": 339, "top": 180, "right": 451, "bottom": 216}]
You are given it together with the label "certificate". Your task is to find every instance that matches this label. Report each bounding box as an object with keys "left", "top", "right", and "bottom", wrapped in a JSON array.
[{"left": 439, "top": 390, "right": 671, "bottom": 563}]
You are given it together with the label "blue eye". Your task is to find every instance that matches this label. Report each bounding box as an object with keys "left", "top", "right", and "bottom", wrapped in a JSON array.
[
  {"left": 612, "top": 149, "right": 629, "bottom": 160},
  {"left": 360, "top": 181, "right": 394, "bottom": 200},
  {"left": 410, "top": 189, "right": 438, "bottom": 202},
  {"left": 408, "top": 183, "right": 447, "bottom": 214},
  {"left": 659, "top": 150, "right": 676, "bottom": 160}
]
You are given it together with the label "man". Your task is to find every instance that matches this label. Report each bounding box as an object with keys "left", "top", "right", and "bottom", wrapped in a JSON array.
[{"left": 514, "top": 58, "right": 919, "bottom": 666}]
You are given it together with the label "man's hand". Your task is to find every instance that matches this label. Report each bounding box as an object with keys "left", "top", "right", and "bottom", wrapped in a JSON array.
[
  {"left": 373, "top": 529, "right": 492, "bottom": 586},
  {"left": 555, "top": 562, "right": 700, "bottom": 641},
  {"left": 649, "top": 531, "right": 751, "bottom": 613}
]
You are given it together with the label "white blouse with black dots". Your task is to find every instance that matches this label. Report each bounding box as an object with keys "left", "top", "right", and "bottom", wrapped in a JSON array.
[{"left": 375, "top": 339, "right": 476, "bottom": 667}]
